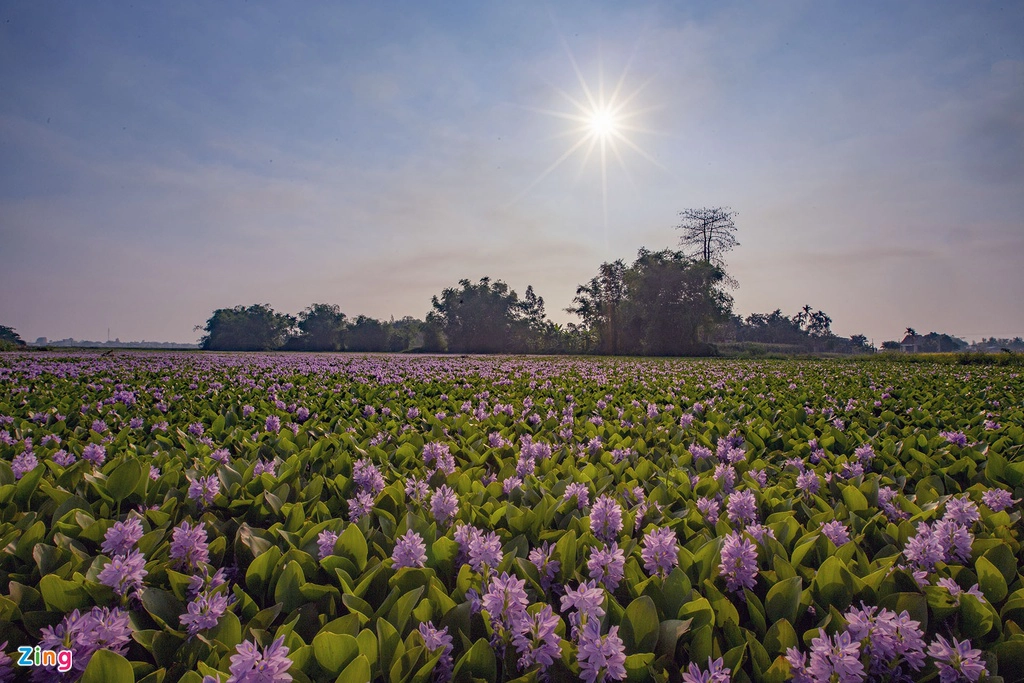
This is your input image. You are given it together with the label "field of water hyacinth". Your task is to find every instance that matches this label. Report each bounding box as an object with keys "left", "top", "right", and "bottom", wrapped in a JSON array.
[{"left": 0, "top": 352, "right": 1022, "bottom": 683}]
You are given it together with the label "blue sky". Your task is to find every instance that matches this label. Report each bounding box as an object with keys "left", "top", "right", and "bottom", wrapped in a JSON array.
[{"left": 1, "top": 1, "right": 1022, "bottom": 344}]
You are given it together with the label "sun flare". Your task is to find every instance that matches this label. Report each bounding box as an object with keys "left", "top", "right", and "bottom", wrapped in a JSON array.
[{"left": 513, "top": 43, "right": 664, "bottom": 236}]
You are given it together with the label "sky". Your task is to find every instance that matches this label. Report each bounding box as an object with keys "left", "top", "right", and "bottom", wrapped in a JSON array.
[{"left": 1, "top": 1, "right": 1022, "bottom": 345}]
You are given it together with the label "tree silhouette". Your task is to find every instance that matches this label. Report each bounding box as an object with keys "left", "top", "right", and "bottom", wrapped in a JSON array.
[{"left": 675, "top": 207, "right": 739, "bottom": 267}]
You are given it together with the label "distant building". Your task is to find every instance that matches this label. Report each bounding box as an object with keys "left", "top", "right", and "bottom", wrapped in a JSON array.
[{"left": 900, "top": 334, "right": 920, "bottom": 353}]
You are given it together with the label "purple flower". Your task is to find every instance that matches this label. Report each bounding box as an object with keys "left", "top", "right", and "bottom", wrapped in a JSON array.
[
  {"left": 227, "top": 635, "right": 292, "bottom": 682},
  {"left": 939, "top": 431, "right": 969, "bottom": 448},
  {"left": 806, "top": 630, "right": 865, "bottom": 683},
  {"left": 348, "top": 491, "right": 375, "bottom": 522},
  {"left": 149, "top": 465, "right": 160, "bottom": 480},
  {"left": 564, "top": 482, "right": 591, "bottom": 509},
  {"left": 430, "top": 485, "right": 459, "bottom": 526},
  {"left": 38, "top": 606, "right": 131, "bottom": 678},
  {"left": 188, "top": 422, "right": 205, "bottom": 436},
  {"left": 878, "top": 486, "right": 906, "bottom": 521},
  {"left": 577, "top": 621, "right": 627, "bottom": 683},
  {"left": 0, "top": 641, "right": 12, "bottom": 683},
  {"left": 482, "top": 572, "right": 529, "bottom": 653},
  {"left": 690, "top": 444, "right": 713, "bottom": 461},
  {"left": 726, "top": 490, "right": 758, "bottom": 525},
  {"left": 82, "top": 443, "right": 106, "bottom": 466},
  {"left": 844, "top": 603, "right": 926, "bottom": 674},
  {"left": 405, "top": 476, "right": 430, "bottom": 503},
  {"left": 181, "top": 590, "right": 229, "bottom": 636},
  {"left": 561, "top": 580, "right": 606, "bottom": 638},
  {"left": 696, "top": 496, "right": 720, "bottom": 523},
  {"left": 587, "top": 543, "right": 625, "bottom": 591},
  {"left": 934, "top": 519, "right": 973, "bottom": 564},
  {"left": 12, "top": 451, "right": 39, "bottom": 479},
  {"left": 853, "top": 444, "right": 875, "bottom": 463},
  {"left": 98, "top": 549, "right": 148, "bottom": 598},
  {"left": 53, "top": 449, "right": 76, "bottom": 466},
  {"left": 264, "top": 415, "right": 281, "bottom": 433},
  {"left": 211, "top": 448, "right": 231, "bottom": 464},
  {"left": 821, "top": 520, "right": 851, "bottom": 546},
  {"left": 514, "top": 605, "right": 562, "bottom": 671},
  {"left": 242, "top": 405, "right": 254, "bottom": 417},
  {"left": 393, "top": 529, "right": 428, "bottom": 570},
  {"left": 353, "top": 458, "right": 386, "bottom": 495},
  {"left": 188, "top": 567, "right": 227, "bottom": 600},
  {"left": 682, "top": 656, "right": 731, "bottom": 683},
  {"left": 317, "top": 530, "right": 338, "bottom": 560},
  {"left": 188, "top": 475, "right": 220, "bottom": 506},
  {"left": 746, "top": 523, "right": 776, "bottom": 545},
  {"left": 468, "top": 530, "right": 503, "bottom": 572},
  {"left": 982, "top": 488, "right": 1019, "bottom": 511},
  {"left": 529, "top": 542, "right": 561, "bottom": 591},
  {"left": 719, "top": 531, "right": 758, "bottom": 593},
  {"left": 253, "top": 459, "right": 276, "bottom": 477},
  {"left": 640, "top": 527, "right": 678, "bottom": 578},
  {"left": 503, "top": 476, "right": 523, "bottom": 494},
  {"left": 937, "top": 578, "right": 984, "bottom": 604},
  {"left": 590, "top": 495, "right": 623, "bottom": 545},
  {"left": 944, "top": 496, "right": 980, "bottom": 526},
  {"left": 713, "top": 463, "right": 736, "bottom": 493},
  {"left": 418, "top": 623, "right": 453, "bottom": 682},
  {"left": 170, "top": 520, "right": 210, "bottom": 570},
  {"left": 796, "top": 470, "right": 820, "bottom": 495},
  {"left": 904, "top": 522, "right": 945, "bottom": 571},
  {"left": 928, "top": 635, "right": 987, "bottom": 683}
]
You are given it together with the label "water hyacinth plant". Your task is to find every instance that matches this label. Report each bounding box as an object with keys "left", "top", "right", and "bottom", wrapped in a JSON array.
[{"left": 0, "top": 351, "right": 1019, "bottom": 682}]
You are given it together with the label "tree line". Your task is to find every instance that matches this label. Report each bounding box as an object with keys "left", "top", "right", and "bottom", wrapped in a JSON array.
[{"left": 195, "top": 207, "right": 878, "bottom": 355}]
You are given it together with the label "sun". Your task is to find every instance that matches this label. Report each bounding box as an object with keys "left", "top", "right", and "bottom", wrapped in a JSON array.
[{"left": 588, "top": 108, "right": 618, "bottom": 139}]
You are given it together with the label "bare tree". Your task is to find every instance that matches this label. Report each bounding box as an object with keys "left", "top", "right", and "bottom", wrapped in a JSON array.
[{"left": 675, "top": 207, "right": 739, "bottom": 266}]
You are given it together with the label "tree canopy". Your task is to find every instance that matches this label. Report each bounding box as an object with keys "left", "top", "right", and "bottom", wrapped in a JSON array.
[
  {"left": 196, "top": 304, "right": 296, "bottom": 351},
  {"left": 567, "top": 248, "right": 732, "bottom": 356}
]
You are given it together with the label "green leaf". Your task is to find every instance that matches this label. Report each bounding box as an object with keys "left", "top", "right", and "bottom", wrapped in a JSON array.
[
  {"left": 81, "top": 649, "right": 134, "bottom": 683},
  {"left": 624, "top": 652, "right": 655, "bottom": 681},
  {"left": 313, "top": 631, "right": 359, "bottom": 676},
  {"left": 274, "top": 560, "right": 305, "bottom": 614},
  {"left": 812, "top": 556, "right": 853, "bottom": 612},
  {"left": 377, "top": 617, "right": 404, "bottom": 675},
  {"left": 765, "top": 577, "right": 802, "bottom": 626},
  {"left": 142, "top": 588, "right": 185, "bottom": 630},
  {"left": 339, "top": 524, "right": 368, "bottom": 571},
  {"left": 764, "top": 619, "right": 799, "bottom": 656},
  {"left": 679, "top": 597, "right": 715, "bottom": 630},
  {"left": 388, "top": 586, "right": 425, "bottom": 637},
  {"left": 107, "top": 459, "right": 143, "bottom": 501},
  {"left": 654, "top": 619, "right": 692, "bottom": 659},
  {"left": 976, "top": 555, "right": 1008, "bottom": 604},
  {"left": 246, "top": 546, "right": 282, "bottom": 602},
  {"left": 621, "top": 596, "right": 659, "bottom": 653},
  {"left": 841, "top": 485, "right": 867, "bottom": 512},
  {"left": 454, "top": 638, "right": 496, "bottom": 681},
  {"left": 689, "top": 624, "right": 713, "bottom": 664},
  {"left": 993, "top": 639, "right": 1024, "bottom": 683},
  {"left": 960, "top": 594, "right": 994, "bottom": 638},
  {"left": 39, "top": 575, "right": 90, "bottom": 612},
  {"left": 207, "top": 610, "right": 242, "bottom": 648},
  {"left": 336, "top": 654, "right": 371, "bottom": 683}
]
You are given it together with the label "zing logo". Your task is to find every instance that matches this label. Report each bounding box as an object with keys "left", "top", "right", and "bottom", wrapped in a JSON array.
[{"left": 17, "top": 646, "right": 74, "bottom": 673}]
